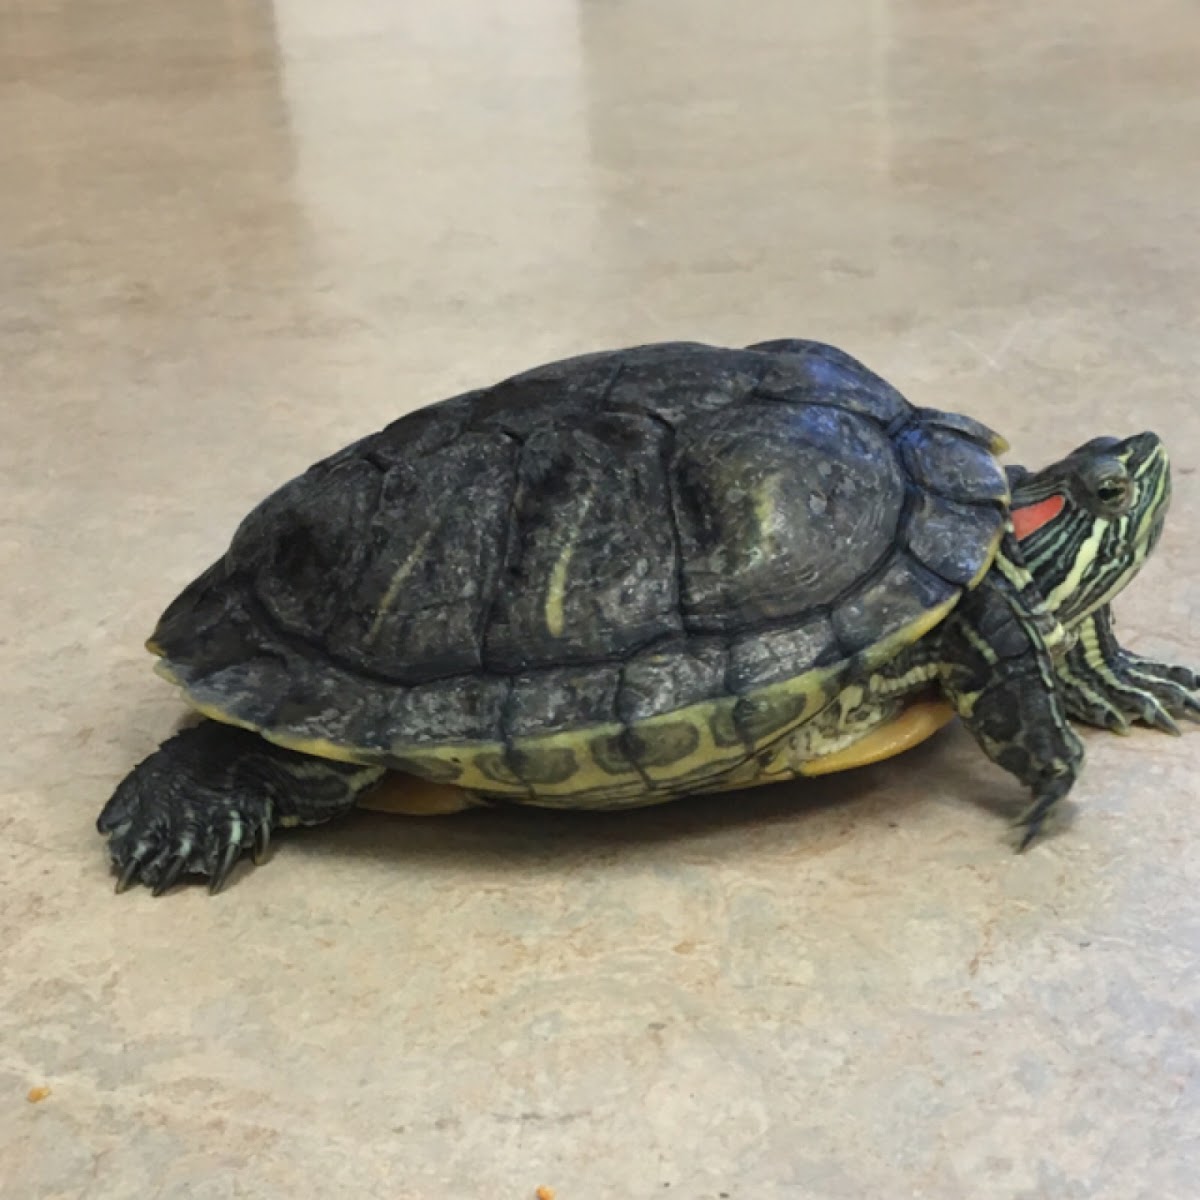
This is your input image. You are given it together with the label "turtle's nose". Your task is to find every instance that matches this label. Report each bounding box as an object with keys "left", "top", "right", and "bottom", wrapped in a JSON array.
[{"left": 1121, "top": 430, "right": 1164, "bottom": 462}]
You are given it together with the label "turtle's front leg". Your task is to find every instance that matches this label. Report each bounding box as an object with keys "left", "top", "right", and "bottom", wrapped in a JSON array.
[
  {"left": 937, "top": 567, "right": 1085, "bottom": 848},
  {"left": 1056, "top": 605, "right": 1200, "bottom": 735},
  {"left": 97, "top": 722, "right": 385, "bottom": 895}
]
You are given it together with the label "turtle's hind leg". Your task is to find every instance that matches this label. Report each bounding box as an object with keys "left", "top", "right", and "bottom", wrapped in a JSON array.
[
  {"left": 938, "top": 556, "right": 1085, "bottom": 848},
  {"left": 97, "top": 722, "right": 384, "bottom": 895}
]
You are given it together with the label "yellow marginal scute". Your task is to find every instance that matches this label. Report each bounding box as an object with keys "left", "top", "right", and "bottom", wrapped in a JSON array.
[
  {"left": 855, "top": 590, "right": 961, "bottom": 675},
  {"left": 733, "top": 667, "right": 842, "bottom": 743},
  {"left": 182, "top": 691, "right": 381, "bottom": 766},
  {"left": 248, "top": 715, "right": 378, "bottom": 765},
  {"left": 260, "top": 729, "right": 378, "bottom": 765},
  {"left": 629, "top": 700, "right": 741, "bottom": 785},
  {"left": 521, "top": 725, "right": 645, "bottom": 799},
  {"left": 153, "top": 659, "right": 183, "bottom": 686},
  {"left": 969, "top": 522, "right": 1006, "bottom": 590}
]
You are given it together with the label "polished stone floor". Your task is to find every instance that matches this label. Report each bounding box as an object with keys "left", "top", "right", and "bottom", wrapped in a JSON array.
[{"left": 3, "top": 1, "right": 1199, "bottom": 1197}]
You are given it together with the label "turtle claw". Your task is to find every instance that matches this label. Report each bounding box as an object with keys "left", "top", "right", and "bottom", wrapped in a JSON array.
[
  {"left": 1013, "top": 805, "right": 1050, "bottom": 853},
  {"left": 1118, "top": 661, "right": 1199, "bottom": 733},
  {"left": 1059, "top": 651, "right": 1200, "bottom": 735},
  {"left": 209, "top": 838, "right": 243, "bottom": 896},
  {"left": 152, "top": 851, "right": 190, "bottom": 897},
  {"left": 1016, "top": 820, "right": 1041, "bottom": 853},
  {"left": 115, "top": 856, "right": 143, "bottom": 895},
  {"left": 1149, "top": 707, "right": 1182, "bottom": 737},
  {"left": 252, "top": 821, "right": 271, "bottom": 865},
  {"left": 1012, "top": 766, "right": 1075, "bottom": 852}
]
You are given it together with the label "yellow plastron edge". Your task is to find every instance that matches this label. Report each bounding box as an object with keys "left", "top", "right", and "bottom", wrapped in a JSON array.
[
  {"left": 358, "top": 775, "right": 476, "bottom": 815},
  {"left": 797, "top": 697, "right": 957, "bottom": 777}
]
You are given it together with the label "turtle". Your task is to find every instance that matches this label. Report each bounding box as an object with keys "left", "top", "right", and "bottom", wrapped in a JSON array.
[{"left": 97, "top": 339, "right": 1200, "bottom": 894}]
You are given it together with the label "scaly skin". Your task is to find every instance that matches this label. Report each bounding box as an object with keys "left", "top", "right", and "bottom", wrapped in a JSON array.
[
  {"left": 1055, "top": 605, "right": 1200, "bottom": 735},
  {"left": 97, "top": 724, "right": 383, "bottom": 894}
]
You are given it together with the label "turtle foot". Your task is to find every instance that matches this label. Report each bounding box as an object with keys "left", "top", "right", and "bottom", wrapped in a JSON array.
[
  {"left": 1110, "top": 652, "right": 1200, "bottom": 730},
  {"left": 1060, "top": 648, "right": 1200, "bottom": 736},
  {"left": 1013, "top": 765, "right": 1076, "bottom": 851},
  {"left": 98, "top": 724, "right": 279, "bottom": 895},
  {"left": 1056, "top": 608, "right": 1200, "bottom": 736}
]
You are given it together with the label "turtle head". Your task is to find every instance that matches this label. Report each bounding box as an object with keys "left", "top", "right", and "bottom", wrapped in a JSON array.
[{"left": 1008, "top": 431, "right": 1171, "bottom": 627}]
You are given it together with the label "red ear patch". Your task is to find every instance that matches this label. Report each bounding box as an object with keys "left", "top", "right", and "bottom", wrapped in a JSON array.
[{"left": 1012, "top": 494, "right": 1066, "bottom": 541}]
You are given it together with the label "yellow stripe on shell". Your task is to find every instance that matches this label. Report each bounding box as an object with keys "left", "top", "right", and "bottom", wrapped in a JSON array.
[
  {"left": 367, "top": 527, "right": 435, "bottom": 643},
  {"left": 544, "top": 495, "right": 593, "bottom": 639},
  {"left": 545, "top": 541, "right": 576, "bottom": 639}
]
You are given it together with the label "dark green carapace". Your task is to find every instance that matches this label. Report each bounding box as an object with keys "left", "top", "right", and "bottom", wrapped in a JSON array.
[{"left": 98, "top": 340, "right": 1199, "bottom": 894}]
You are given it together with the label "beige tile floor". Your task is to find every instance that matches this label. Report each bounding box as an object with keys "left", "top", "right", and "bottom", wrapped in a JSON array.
[{"left": 3, "top": 0, "right": 1199, "bottom": 1196}]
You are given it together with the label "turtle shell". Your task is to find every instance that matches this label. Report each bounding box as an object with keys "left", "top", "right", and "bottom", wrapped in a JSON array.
[{"left": 150, "top": 340, "right": 1011, "bottom": 806}]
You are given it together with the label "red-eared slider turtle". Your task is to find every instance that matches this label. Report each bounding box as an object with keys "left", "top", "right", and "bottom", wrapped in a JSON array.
[{"left": 98, "top": 339, "right": 1199, "bottom": 894}]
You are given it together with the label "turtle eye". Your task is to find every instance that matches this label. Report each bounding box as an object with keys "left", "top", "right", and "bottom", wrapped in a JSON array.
[{"left": 1095, "top": 477, "right": 1130, "bottom": 512}]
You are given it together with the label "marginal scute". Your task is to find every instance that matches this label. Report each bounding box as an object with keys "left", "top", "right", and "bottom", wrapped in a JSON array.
[
  {"left": 616, "top": 641, "right": 728, "bottom": 723},
  {"left": 589, "top": 721, "right": 703, "bottom": 776},
  {"left": 506, "top": 664, "right": 621, "bottom": 738},
  {"left": 914, "top": 407, "right": 1009, "bottom": 453},
  {"left": 733, "top": 687, "right": 817, "bottom": 744},
  {"left": 473, "top": 751, "right": 524, "bottom": 788},
  {"left": 708, "top": 703, "right": 746, "bottom": 749},
  {"left": 270, "top": 679, "right": 391, "bottom": 754},
  {"left": 590, "top": 732, "right": 637, "bottom": 777},
  {"left": 389, "top": 753, "right": 464, "bottom": 783},
  {"left": 727, "top": 613, "right": 840, "bottom": 692},
  {"left": 588, "top": 704, "right": 751, "bottom": 790},
  {"left": 506, "top": 744, "right": 580, "bottom": 786},
  {"left": 905, "top": 491, "right": 1006, "bottom": 587},
  {"left": 383, "top": 675, "right": 508, "bottom": 744},
  {"left": 624, "top": 721, "right": 701, "bottom": 768},
  {"left": 899, "top": 425, "right": 1010, "bottom": 505},
  {"left": 832, "top": 552, "right": 960, "bottom": 656},
  {"left": 169, "top": 654, "right": 289, "bottom": 733}
]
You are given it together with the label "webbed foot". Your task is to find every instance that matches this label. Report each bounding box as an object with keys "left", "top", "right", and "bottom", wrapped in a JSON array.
[
  {"left": 98, "top": 722, "right": 383, "bottom": 895},
  {"left": 1057, "top": 609, "right": 1200, "bottom": 735}
]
